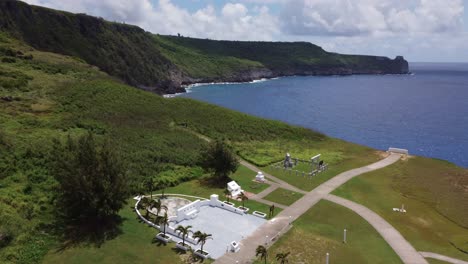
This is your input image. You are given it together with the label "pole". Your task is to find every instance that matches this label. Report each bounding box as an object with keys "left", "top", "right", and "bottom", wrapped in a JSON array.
[
  {"left": 326, "top": 253, "right": 329, "bottom": 264},
  {"left": 343, "top": 229, "right": 347, "bottom": 243}
]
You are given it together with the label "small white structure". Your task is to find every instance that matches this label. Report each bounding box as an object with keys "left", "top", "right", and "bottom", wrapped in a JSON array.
[
  {"left": 255, "top": 171, "right": 265, "bottom": 182},
  {"left": 227, "top": 181, "right": 243, "bottom": 197},
  {"left": 392, "top": 204, "right": 407, "bottom": 213},
  {"left": 311, "top": 154, "right": 321, "bottom": 163},
  {"left": 388, "top": 147, "right": 409, "bottom": 155},
  {"left": 230, "top": 241, "right": 240, "bottom": 252}
]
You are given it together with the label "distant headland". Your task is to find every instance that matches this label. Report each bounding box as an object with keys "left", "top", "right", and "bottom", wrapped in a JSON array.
[{"left": 0, "top": 0, "right": 409, "bottom": 94}]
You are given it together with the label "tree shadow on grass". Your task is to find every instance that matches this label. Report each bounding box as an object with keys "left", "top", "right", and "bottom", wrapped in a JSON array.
[
  {"left": 151, "top": 237, "right": 167, "bottom": 247},
  {"left": 199, "top": 176, "right": 231, "bottom": 189},
  {"left": 53, "top": 215, "right": 125, "bottom": 252},
  {"left": 171, "top": 248, "right": 207, "bottom": 263}
]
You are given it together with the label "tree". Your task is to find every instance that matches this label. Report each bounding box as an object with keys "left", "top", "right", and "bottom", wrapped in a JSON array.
[
  {"left": 160, "top": 212, "right": 169, "bottom": 236},
  {"left": 239, "top": 192, "right": 248, "bottom": 208},
  {"left": 50, "top": 133, "right": 127, "bottom": 227},
  {"left": 269, "top": 204, "right": 275, "bottom": 218},
  {"left": 276, "top": 252, "right": 290, "bottom": 264},
  {"left": 138, "top": 197, "right": 151, "bottom": 219},
  {"left": 193, "top": 231, "right": 212, "bottom": 252},
  {"left": 256, "top": 245, "right": 268, "bottom": 264},
  {"left": 176, "top": 225, "right": 192, "bottom": 247},
  {"left": 155, "top": 177, "right": 169, "bottom": 199},
  {"left": 224, "top": 188, "right": 231, "bottom": 203},
  {"left": 201, "top": 140, "right": 239, "bottom": 182},
  {"left": 145, "top": 177, "right": 155, "bottom": 200},
  {"left": 150, "top": 198, "right": 168, "bottom": 216}
]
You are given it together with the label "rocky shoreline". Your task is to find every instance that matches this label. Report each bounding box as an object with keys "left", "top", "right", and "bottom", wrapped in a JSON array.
[{"left": 164, "top": 56, "right": 410, "bottom": 95}]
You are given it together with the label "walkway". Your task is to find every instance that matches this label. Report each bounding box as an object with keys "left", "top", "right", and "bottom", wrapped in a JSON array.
[
  {"left": 325, "top": 194, "right": 428, "bottom": 264},
  {"left": 214, "top": 153, "right": 402, "bottom": 264},
  {"left": 240, "top": 160, "right": 307, "bottom": 194},
  {"left": 419, "top": 252, "right": 468, "bottom": 264}
]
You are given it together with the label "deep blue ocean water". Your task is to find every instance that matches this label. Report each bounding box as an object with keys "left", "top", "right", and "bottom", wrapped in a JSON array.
[{"left": 180, "top": 63, "right": 468, "bottom": 167}]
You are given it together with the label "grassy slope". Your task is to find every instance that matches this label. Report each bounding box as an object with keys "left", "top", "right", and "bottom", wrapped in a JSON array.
[
  {"left": 263, "top": 188, "right": 304, "bottom": 206},
  {"left": 153, "top": 35, "right": 264, "bottom": 79},
  {"left": 254, "top": 200, "right": 403, "bottom": 264},
  {"left": 0, "top": 0, "right": 177, "bottom": 93},
  {"left": 155, "top": 35, "right": 406, "bottom": 79},
  {"left": 0, "top": 18, "right": 462, "bottom": 264},
  {"left": 0, "top": 33, "right": 323, "bottom": 262},
  {"left": 42, "top": 200, "right": 188, "bottom": 264},
  {"left": 333, "top": 157, "right": 468, "bottom": 261}
]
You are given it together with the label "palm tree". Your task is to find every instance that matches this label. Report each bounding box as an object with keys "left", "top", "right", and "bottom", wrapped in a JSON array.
[
  {"left": 138, "top": 197, "right": 151, "bottom": 219},
  {"left": 150, "top": 198, "right": 168, "bottom": 216},
  {"left": 256, "top": 245, "right": 268, "bottom": 264},
  {"left": 156, "top": 178, "right": 168, "bottom": 199},
  {"left": 224, "top": 188, "right": 231, "bottom": 203},
  {"left": 276, "top": 252, "right": 290, "bottom": 264},
  {"left": 239, "top": 192, "right": 248, "bottom": 208},
  {"left": 144, "top": 178, "right": 154, "bottom": 200},
  {"left": 193, "top": 231, "right": 212, "bottom": 253},
  {"left": 176, "top": 225, "right": 192, "bottom": 247},
  {"left": 160, "top": 212, "right": 169, "bottom": 235}
]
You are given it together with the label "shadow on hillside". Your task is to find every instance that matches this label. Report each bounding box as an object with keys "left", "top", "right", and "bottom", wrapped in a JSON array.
[{"left": 53, "top": 215, "right": 125, "bottom": 252}]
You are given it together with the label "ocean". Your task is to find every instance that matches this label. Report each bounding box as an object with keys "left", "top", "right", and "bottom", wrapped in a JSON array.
[{"left": 179, "top": 63, "right": 468, "bottom": 168}]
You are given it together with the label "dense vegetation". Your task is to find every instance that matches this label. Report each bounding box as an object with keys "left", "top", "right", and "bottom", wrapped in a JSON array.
[
  {"left": 51, "top": 133, "right": 128, "bottom": 238},
  {"left": 0, "top": 0, "right": 179, "bottom": 94},
  {"left": 0, "top": 2, "right": 463, "bottom": 263},
  {"left": 0, "top": 0, "right": 408, "bottom": 95},
  {"left": 155, "top": 35, "right": 408, "bottom": 80},
  {"left": 0, "top": 31, "right": 342, "bottom": 263}
]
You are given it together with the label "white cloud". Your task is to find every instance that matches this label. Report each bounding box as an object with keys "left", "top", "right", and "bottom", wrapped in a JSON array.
[
  {"left": 281, "top": 0, "right": 464, "bottom": 36},
  {"left": 20, "top": 0, "right": 468, "bottom": 61},
  {"left": 22, "top": 0, "right": 280, "bottom": 41}
]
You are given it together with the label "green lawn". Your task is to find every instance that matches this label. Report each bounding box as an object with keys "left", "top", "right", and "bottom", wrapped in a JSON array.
[
  {"left": 254, "top": 200, "right": 403, "bottom": 264},
  {"left": 263, "top": 188, "right": 304, "bottom": 206},
  {"left": 333, "top": 157, "right": 468, "bottom": 261},
  {"left": 260, "top": 140, "right": 381, "bottom": 191},
  {"left": 230, "top": 165, "right": 270, "bottom": 194},
  {"left": 42, "top": 200, "right": 196, "bottom": 264}
]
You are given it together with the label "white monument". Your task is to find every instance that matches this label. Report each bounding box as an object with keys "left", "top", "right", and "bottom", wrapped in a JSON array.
[
  {"left": 255, "top": 171, "right": 265, "bottom": 182},
  {"left": 227, "top": 181, "right": 243, "bottom": 197}
]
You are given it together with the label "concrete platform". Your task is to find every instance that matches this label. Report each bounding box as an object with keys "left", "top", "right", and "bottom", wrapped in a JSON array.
[{"left": 170, "top": 206, "right": 266, "bottom": 259}]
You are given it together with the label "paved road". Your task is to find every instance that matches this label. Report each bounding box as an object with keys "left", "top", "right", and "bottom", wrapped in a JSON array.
[
  {"left": 325, "top": 194, "right": 428, "bottom": 264},
  {"left": 214, "top": 153, "right": 402, "bottom": 264},
  {"left": 419, "top": 252, "right": 468, "bottom": 264}
]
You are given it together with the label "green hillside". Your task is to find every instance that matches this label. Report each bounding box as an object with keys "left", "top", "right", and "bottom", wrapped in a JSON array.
[
  {"left": 0, "top": 31, "right": 375, "bottom": 263},
  {"left": 0, "top": 0, "right": 408, "bottom": 94}
]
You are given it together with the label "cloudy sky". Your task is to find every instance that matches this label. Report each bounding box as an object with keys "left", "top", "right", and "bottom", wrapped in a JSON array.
[{"left": 23, "top": 0, "right": 467, "bottom": 62}]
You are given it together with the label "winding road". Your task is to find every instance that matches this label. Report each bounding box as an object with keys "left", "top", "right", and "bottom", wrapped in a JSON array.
[
  {"left": 214, "top": 153, "right": 414, "bottom": 264},
  {"left": 183, "top": 128, "right": 466, "bottom": 264}
]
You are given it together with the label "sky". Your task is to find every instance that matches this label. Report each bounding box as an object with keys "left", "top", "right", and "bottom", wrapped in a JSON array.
[{"left": 22, "top": 0, "right": 468, "bottom": 62}]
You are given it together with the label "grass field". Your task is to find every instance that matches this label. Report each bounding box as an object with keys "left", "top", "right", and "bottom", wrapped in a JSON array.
[
  {"left": 260, "top": 140, "right": 382, "bottom": 191},
  {"left": 42, "top": 200, "right": 202, "bottom": 264},
  {"left": 230, "top": 165, "right": 270, "bottom": 194},
  {"left": 333, "top": 157, "right": 468, "bottom": 261},
  {"left": 254, "top": 200, "right": 403, "bottom": 264},
  {"left": 263, "top": 188, "right": 304, "bottom": 206}
]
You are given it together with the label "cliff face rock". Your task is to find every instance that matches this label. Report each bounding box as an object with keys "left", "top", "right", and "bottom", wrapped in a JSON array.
[{"left": 0, "top": 0, "right": 410, "bottom": 95}]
